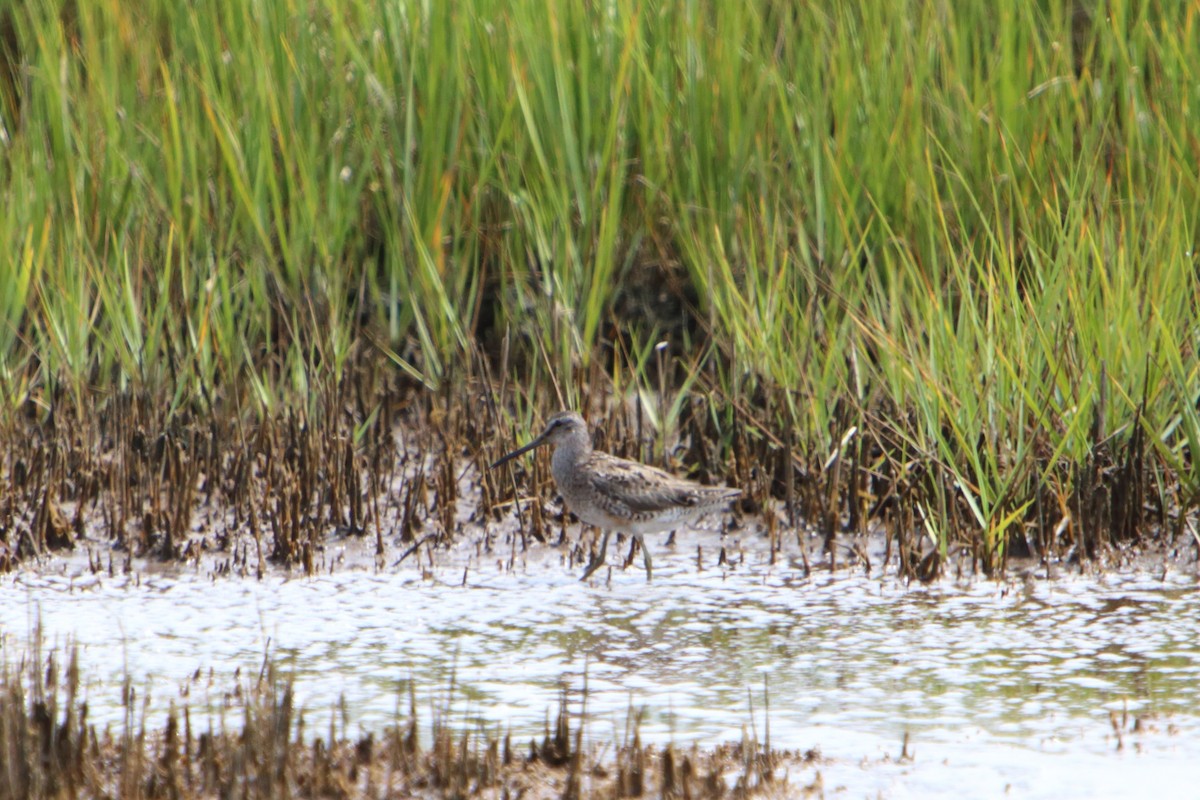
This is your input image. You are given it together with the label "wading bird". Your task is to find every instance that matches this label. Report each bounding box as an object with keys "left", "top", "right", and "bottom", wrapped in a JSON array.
[{"left": 490, "top": 411, "right": 741, "bottom": 580}]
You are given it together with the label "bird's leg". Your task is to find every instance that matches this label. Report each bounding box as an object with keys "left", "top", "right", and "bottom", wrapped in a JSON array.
[
  {"left": 636, "top": 534, "right": 653, "bottom": 581},
  {"left": 579, "top": 530, "right": 611, "bottom": 581}
]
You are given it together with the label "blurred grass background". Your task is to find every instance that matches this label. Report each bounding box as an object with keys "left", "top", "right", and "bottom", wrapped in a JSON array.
[{"left": 0, "top": 0, "right": 1197, "bottom": 567}]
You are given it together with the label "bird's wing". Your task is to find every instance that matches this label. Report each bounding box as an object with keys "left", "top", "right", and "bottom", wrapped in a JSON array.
[{"left": 584, "top": 453, "right": 708, "bottom": 514}]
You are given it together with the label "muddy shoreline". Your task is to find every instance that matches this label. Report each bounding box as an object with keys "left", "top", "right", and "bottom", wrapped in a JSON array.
[
  {"left": 5, "top": 382, "right": 1195, "bottom": 584},
  {"left": 4, "top": 392, "right": 1199, "bottom": 799}
]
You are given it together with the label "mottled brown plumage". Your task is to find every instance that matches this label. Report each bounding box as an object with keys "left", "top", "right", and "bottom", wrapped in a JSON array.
[{"left": 491, "top": 411, "right": 740, "bottom": 580}]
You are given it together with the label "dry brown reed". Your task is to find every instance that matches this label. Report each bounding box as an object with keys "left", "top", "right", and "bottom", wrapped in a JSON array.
[{"left": 0, "top": 640, "right": 800, "bottom": 800}]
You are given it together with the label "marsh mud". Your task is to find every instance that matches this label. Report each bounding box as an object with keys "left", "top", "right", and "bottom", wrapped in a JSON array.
[{"left": 3, "top": 396, "right": 1200, "bottom": 798}]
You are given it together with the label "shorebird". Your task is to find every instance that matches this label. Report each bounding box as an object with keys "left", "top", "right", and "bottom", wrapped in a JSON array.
[{"left": 490, "top": 411, "right": 741, "bottom": 580}]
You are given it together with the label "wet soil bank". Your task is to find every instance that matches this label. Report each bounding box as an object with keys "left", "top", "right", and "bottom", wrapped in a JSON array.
[
  {"left": 3, "top": 378, "right": 1199, "bottom": 799},
  {"left": 2, "top": 369, "right": 1197, "bottom": 583}
]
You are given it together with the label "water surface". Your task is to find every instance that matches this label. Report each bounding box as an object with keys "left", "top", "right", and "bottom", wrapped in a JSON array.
[{"left": 2, "top": 539, "right": 1196, "bottom": 798}]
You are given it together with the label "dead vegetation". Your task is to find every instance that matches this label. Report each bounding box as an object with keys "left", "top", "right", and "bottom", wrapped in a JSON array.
[
  {"left": 0, "top": 346, "right": 1193, "bottom": 584},
  {"left": 0, "top": 642, "right": 811, "bottom": 800}
]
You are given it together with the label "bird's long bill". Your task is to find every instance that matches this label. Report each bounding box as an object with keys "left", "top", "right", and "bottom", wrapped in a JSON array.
[{"left": 489, "top": 435, "right": 548, "bottom": 470}]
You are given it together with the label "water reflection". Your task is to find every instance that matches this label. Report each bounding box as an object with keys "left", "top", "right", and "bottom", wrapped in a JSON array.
[{"left": 1, "top": 551, "right": 1197, "bottom": 797}]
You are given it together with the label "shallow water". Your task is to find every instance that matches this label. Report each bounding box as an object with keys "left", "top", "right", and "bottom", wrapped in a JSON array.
[{"left": 2, "top": 536, "right": 1198, "bottom": 799}]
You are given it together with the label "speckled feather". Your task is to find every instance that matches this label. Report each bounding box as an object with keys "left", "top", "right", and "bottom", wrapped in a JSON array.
[
  {"left": 492, "top": 410, "right": 741, "bottom": 535},
  {"left": 490, "top": 410, "right": 740, "bottom": 579},
  {"left": 559, "top": 450, "right": 741, "bottom": 533}
]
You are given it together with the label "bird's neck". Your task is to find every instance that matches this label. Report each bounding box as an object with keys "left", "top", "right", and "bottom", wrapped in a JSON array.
[{"left": 551, "top": 429, "right": 592, "bottom": 473}]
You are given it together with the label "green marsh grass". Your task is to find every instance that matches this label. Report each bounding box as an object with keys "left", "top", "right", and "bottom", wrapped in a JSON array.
[{"left": 0, "top": 0, "right": 1197, "bottom": 573}]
